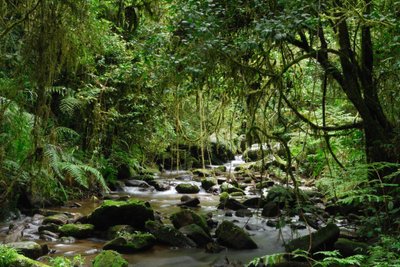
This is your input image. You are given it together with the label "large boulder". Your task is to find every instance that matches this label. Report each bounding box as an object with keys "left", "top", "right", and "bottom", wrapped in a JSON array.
[
  {"left": 3, "top": 254, "right": 50, "bottom": 267},
  {"left": 242, "top": 197, "right": 268, "bottom": 209},
  {"left": 220, "top": 182, "right": 244, "bottom": 194},
  {"left": 7, "top": 241, "right": 46, "bottom": 259},
  {"left": 285, "top": 223, "right": 340, "bottom": 253},
  {"left": 215, "top": 221, "right": 258, "bottom": 249},
  {"left": 179, "top": 224, "right": 212, "bottom": 247},
  {"left": 175, "top": 183, "right": 200, "bottom": 194},
  {"left": 177, "top": 196, "right": 200, "bottom": 207},
  {"left": 145, "top": 220, "right": 196, "bottom": 248},
  {"left": 92, "top": 250, "right": 128, "bottom": 267},
  {"left": 334, "top": 238, "right": 368, "bottom": 257},
  {"left": 58, "top": 223, "right": 94, "bottom": 238},
  {"left": 218, "top": 198, "right": 248, "bottom": 211},
  {"left": 170, "top": 210, "right": 209, "bottom": 233},
  {"left": 201, "top": 177, "right": 217, "bottom": 191},
  {"left": 88, "top": 199, "right": 154, "bottom": 230},
  {"left": 261, "top": 202, "right": 281, "bottom": 218},
  {"left": 103, "top": 232, "right": 156, "bottom": 253},
  {"left": 42, "top": 213, "right": 69, "bottom": 225}
]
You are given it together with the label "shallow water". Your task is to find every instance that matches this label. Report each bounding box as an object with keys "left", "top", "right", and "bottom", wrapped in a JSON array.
[{"left": 1, "top": 160, "right": 311, "bottom": 267}]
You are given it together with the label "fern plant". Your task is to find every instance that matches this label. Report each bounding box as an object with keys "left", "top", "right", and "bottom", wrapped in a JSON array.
[
  {"left": 317, "top": 162, "right": 400, "bottom": 236},
  {"left": 44, "top": 144, "right": 108, "bottom": 191}
]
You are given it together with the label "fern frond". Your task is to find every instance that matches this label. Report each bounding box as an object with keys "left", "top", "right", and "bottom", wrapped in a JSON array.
[
  {"left": 60, "top": 96, "right": 83, "bottom": 115},
  {"left": 44, "top": 144, "right": 64, "bottom": 179},
  {"left": 54, "top": 127, "right": 80, "bottom": 143},
  {"left": 46, "top": 86, "right": 67, "bottom": 96},
  {"left": 81, "top": 165, "right": 108, "bottom": 190},
  {"left": 58, "top": 162, "right": 89, "bottom": 188}
]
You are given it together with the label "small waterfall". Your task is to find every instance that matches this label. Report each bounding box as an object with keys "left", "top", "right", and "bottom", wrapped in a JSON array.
[{"left": 224, "top": 155, "right": 245, "bottom": 173}]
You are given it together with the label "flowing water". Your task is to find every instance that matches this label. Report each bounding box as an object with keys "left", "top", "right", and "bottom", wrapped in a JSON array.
[{"left": 0, "top": 157, "right": 310, "bottom": 267}]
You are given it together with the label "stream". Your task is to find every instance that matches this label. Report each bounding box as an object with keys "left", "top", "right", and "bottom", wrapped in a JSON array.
[{"left": 0, "top": 156, "right": 311, "bottom": 267}]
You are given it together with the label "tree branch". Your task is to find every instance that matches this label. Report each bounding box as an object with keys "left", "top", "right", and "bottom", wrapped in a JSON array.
[
  {"left": 0, "top": 0, "right": 42, "bottom": 40},
  {"left": 281, "top": 90, "right": 363, "bottom": 131}
]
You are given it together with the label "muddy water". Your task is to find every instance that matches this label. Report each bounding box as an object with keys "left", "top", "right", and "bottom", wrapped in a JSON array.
[{"left": 1, "top": 166, "right": 310, "bottom": 267}]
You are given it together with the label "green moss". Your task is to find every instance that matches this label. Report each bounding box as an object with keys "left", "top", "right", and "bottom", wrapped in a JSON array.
[
  {"left": 175, "top": 183, "right": 200, "bottom": 194},
  {"left": 0, "top": 245, "right": 50, "bottom": 267},
  {"left": 59, "top": 224, "right": 94, "bottom": 238},
  {"left": 88, "top": 199, "right": 154, "bottom": 230},
  {"left": 192, "top": 169, "right": 212, "bottom": 177},
  {"left": 92, "top": 250, "right": 128, "bottom": 267},
  {"left": 170, "top": 210, "right": 209, "bottom": 233},
  {"left": 334, "top": 238, "right": 368, "bottom": 256},
  {"left": 145, "top": 220, "right": 196, "bottom": 248},
  {"left": 285, "top": 223, "right": 340, "bottom": 253},
  {"left": 201, "top": 178, "right": 217, "bottom": 190},
  {"left": 42, "top": 213, "right": 68, "bottom": 225},
  {"left": 230, "top": 191, "right": 245, "bottom": 197},
  {"left": 220, "top": 192, "right": 230, "bottom": 202},
  {"left": 215, "top": 221, "right": 258, "bottom": 249},
  {"left": 220, "top": 182, "right": 244, "bottom": 194},
  {"left": 101, "top": 199, "right": 146, "bottom": 208},
  {"left": 131, "top": 174, "right": 155, "bottom": 183},
  {"left": 103, "top": 232, "right": 156, "bottom": 253}
]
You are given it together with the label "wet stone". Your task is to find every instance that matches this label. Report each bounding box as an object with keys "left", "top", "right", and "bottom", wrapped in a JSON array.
[{"left": 235, "top": 209, "right": 252, "bottom": 217}]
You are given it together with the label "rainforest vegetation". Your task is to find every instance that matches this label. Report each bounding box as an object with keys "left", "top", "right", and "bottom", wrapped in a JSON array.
[{"left": 0, "top": 0, "right": 399, "bottom": 266}]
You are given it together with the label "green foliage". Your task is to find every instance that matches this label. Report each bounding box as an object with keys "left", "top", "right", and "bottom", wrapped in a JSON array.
[
  {"left": 44, "top": 144, "right": 108, "bottom": 191},
  {"left": 317, "top": 162, "right": 400, "bottom": 236},
  {"left": 49, "top": 255, "right": 84, "bottom": 267},
  {"left": 246, "top": 253, "right": 285, "bottom": 267},
  {"left": 313, "top": 250, "right": 364, "bottom": 266},
  {"left": 0, "top": 245, "right": 19, "bottom": 266},
  {"left": 364, "top": 235, "right": 400, "bottom": 266}
]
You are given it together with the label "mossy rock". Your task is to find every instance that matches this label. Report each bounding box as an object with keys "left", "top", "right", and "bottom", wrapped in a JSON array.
[
  {"left": 131, "top": 174, "right": 155, "bottom": 183},
  {"left": 175, "top": 183, "right": 200, "bottom": 194},
  {"left": 107, "top": 225, "right": 134, "bottom": 239},
  {"left": 42, "top": 213, "right": 69, "bottom": 225},
  {"left": 7, "top": 241, "right": 46, "bottom": 259},
  {"left": 219, "top": 192, "right": 230, "bottom": 202},
  {"left": 242, "top": 197, "right": 268, "bottom": 209},
  {"left": 285, "top": 223, "right": 340, "bottom": 253},
  {"left": 255, "top": 180, "right": 275, "bottom": 189},
  {"left": 170, "top": 210, "right": 209, "bottom": 233},
  {"left": 145, "top": 220, "right": 196, "bottom": 248},
  {"left": 261, "top": 202, "right": 280, "bottom": 218},
  {"left": 218, "top": 198, "right": 248, "bottom": 211},
  {"left": 215, "top": 221, "right": 258, "bottom": 249},
  {"left": 58, "top": 223, "right": 94, "bottom": 238},
  {"left": 220, "top": 182, "right": 244, "bottom": 194},
  {"left": 192, "top": 169, "right": 212, "bottom": 177},
  {"left": 334, "top": 238, "right": 368, "bottom": 257},
  {"left": 7, "top": 254, "right": 50, "bottom": 267},
  {"left": 92, "top": 250, "right": 128, "bottom": 267},
  {"left": 88, "top": 199, "right": 154, "bottom": 230},
  {"left": 103, "top": 232, "right": 156, "bottom": 253},
  {"left": 230, "top": 191, "right": 245, "bottom": 197},
  {"left": 179, "top": 224, "right": 212, "bottom": 247},
  {"left": 201, "top": 178, "right": 217, "bottom": 191},
  {"left": 213, "top": 165, "right": 227, "bottom": 173}
]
